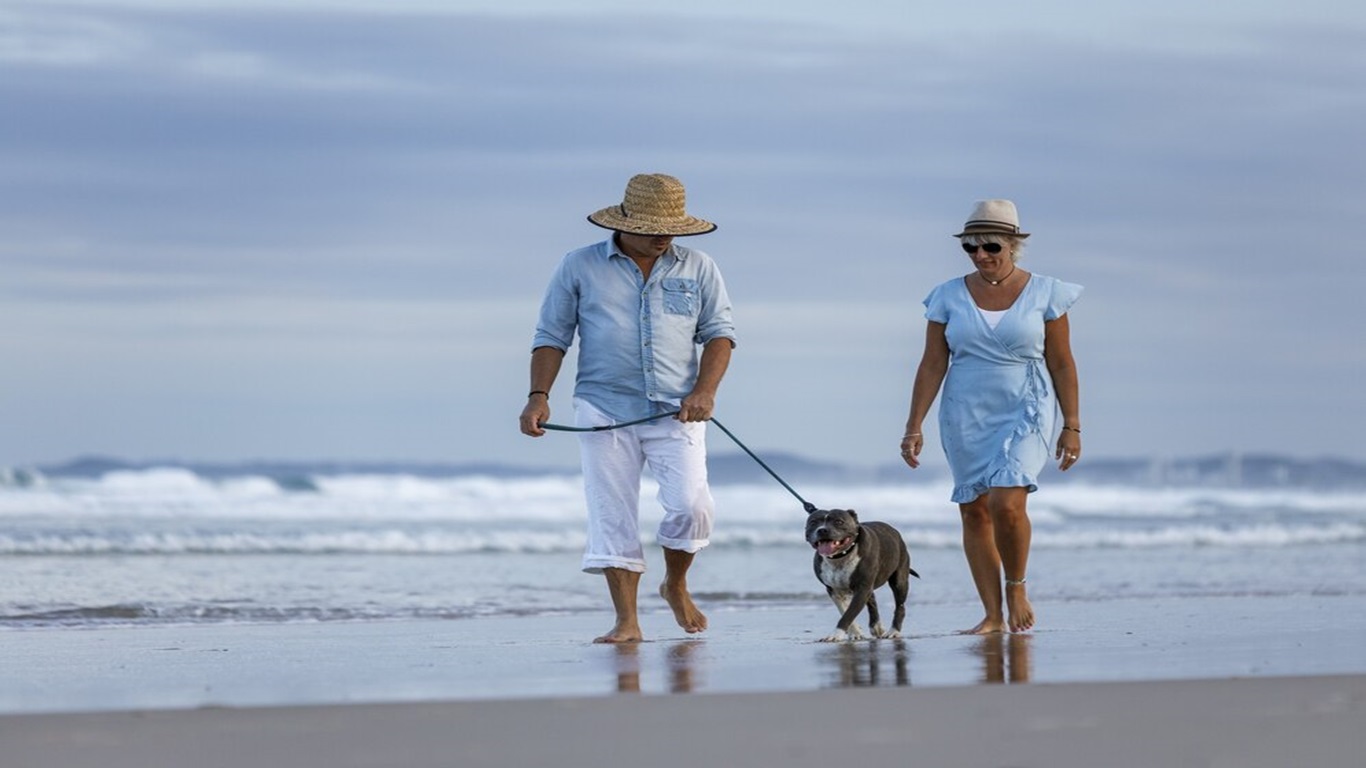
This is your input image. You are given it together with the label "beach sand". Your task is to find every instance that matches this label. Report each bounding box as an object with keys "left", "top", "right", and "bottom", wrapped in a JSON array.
[
  {"left": 5, "top": 594, "right": 1366, "bottom": 766},
  {"left": 6, "top": 675, "right": 1363, "bottom": 768}
]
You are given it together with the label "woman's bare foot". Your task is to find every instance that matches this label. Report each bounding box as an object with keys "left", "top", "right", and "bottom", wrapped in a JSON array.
[
  {"left": 593, "top": 622, "right": 643, "bottom": 644},
  {"left": 1006, "top": 581, "right": 1035, "bottom": 632},
  {"left": 960, "top": 615, "right": 1007, "bottom": 635},
  {"left": 659, "top": 582, "right": 708, "bottom": 634}
]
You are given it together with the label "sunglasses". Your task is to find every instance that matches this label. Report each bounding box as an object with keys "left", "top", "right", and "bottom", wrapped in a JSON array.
[{"left": 961, "top": 242, "right": 1004, "bottom": 255}]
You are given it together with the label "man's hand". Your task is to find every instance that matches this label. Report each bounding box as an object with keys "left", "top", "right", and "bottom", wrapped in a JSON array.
[
  {"left": 520, "top": 396, "right": 550, "bottom": 436},
  {"left": 676, "top": 391, "right": 715, "bottom": 422}
]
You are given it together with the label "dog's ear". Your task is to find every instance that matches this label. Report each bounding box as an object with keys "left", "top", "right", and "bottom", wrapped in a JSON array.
[{"left": 844, "top": 509, "right": 858, "bottom": 522}]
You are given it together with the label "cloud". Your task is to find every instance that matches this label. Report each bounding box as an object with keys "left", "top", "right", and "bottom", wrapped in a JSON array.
[{"left": 2, "top": 2, "right": 1365, "bottom": 466}]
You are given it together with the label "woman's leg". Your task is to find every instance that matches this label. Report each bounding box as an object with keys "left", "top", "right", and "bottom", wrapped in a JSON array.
[
  {"left": 987, "top": 486, "right": 1034, "bottom": 632},
  {"left": 959, "top": 495, "right": 1006, "bottom": 634}
]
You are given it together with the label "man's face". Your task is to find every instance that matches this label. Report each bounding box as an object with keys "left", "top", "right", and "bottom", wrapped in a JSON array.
[{"left": 617, "top": 231, "right": 674, "bottom": 259}]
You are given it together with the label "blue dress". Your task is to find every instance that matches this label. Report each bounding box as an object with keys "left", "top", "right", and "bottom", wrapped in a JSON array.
[{"left": 924, "top": 274, "right": 1083, "bottom": 503}]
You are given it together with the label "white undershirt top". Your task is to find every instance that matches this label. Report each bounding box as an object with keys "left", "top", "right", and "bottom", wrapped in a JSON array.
[{"left": 978, "top": 307, "right": 1008, "bottom": 329}]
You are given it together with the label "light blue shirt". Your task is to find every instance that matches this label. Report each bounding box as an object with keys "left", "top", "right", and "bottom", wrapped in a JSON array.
[{"left": 532, "top": 236, "right": 737, "bottom": 422}]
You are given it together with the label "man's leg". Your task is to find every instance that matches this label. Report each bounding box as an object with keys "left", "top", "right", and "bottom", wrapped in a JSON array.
[
  {"left": 643, "top": 417, "right": 712, "bottom": 634},
  {"left": 597, "top": 568, "right": 643, "bottom": 644},
  {"left": 660, "top": 547, "right": 707, "bottom": 633},
  {"left": 576, "top": 399, "right": 648, "bottom": 642}
]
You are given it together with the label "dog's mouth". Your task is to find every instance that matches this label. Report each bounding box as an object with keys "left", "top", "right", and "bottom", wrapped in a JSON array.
[{"left": 813, "top": 537, "right": 853, "bottom": 558}]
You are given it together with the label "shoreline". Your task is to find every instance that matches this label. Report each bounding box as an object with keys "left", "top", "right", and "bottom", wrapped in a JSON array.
[
  {"left": 6, "top": 592, "right": 1366, "bottom": 766},
  {"left": 4, "top": 592, "right": 1365, "bottom": 714}
]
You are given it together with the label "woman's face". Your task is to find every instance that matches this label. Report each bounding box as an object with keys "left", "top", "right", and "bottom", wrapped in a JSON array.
[{"left": 960, "top": 236, "right": 1016, "bottom": 269}]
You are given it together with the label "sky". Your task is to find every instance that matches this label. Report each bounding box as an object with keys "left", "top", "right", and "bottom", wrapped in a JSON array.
[{"left": 2, "top": 0, "right": 1364, "bottom": 472}]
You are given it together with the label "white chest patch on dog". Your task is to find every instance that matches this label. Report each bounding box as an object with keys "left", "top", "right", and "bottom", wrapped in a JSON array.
[{"left": 818, "top": 551, "right": 861, "bottom": 590}]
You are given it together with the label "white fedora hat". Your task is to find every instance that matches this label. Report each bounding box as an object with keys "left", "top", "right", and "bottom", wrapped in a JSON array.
[{"left": 953, "top": 199, "right": 1030, "bottom": 238}]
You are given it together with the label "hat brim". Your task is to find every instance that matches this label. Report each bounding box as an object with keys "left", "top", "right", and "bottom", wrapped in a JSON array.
[{"left": 588, "top": 207, "right": 717, "bottom": 237}]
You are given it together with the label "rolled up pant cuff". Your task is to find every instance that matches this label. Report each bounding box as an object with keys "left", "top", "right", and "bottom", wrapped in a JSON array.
[
  {"left": 657, "top": 536, "right": 709, "bottom": 554},
  {"left": 581, "top": 556, "right": 646, "bottom": 575}
]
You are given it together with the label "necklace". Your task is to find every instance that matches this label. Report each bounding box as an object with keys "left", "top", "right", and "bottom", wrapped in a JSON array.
[{"left": 982, "top": 264, "right": 1016, "bottom": 286}]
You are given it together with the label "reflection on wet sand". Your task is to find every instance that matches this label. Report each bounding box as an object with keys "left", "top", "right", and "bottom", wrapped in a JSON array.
[
  {"left": 612, "top": 643, "right": 642, "bottom": 693},
  {"left": 974, "top": 633, "right": 1032, "bottom": 684},
  {"left": 820, "top": 640, "right": 912, "bottom": 689},
  {"left": 602, "top": 631, "right": 1030, "bottom": 695},
  {"left": 610, "top": 641, "right": 702, "bottom": 694},
  {"left": 665, "top": 640, "right": 700, "bottom": 693}
]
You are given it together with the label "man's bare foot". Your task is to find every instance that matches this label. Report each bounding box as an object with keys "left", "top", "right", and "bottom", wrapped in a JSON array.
[
  {"left": 593, "top": 622, "right": 643, "bottom": 644},
  {"left": 659, "top": 582, "right": 708, "bottom": 634},
  {"left": 1006, "top": 581, "right": 1035, "bottom": 632},
  {"left": 960, "top": 616, "right": 1007, "bottom": 635}
]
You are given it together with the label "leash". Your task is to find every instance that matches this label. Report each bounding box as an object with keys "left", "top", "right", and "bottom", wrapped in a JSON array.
[{"left": 540, "top": 411, "right": 818, "bottom": 513}]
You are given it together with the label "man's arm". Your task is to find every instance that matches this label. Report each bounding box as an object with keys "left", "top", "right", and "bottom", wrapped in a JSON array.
[
  {"left": 519, "top": 346, "right": 566, "bottom": 436},
  {"left": 678, "top": 337, "right": 733, "bottom": 422}
]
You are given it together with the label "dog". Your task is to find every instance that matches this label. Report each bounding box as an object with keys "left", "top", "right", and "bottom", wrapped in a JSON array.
[{"left": 806, "top": 508, "right": 918, "bottom": 642}]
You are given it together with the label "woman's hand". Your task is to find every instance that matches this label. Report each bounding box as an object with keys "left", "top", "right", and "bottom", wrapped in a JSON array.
[
  {"left": 1056, "top": 429, "right": 1081, "bottom": 471},
  {"left": 900, "top": 431, "right": 924, "bottom": 469}
]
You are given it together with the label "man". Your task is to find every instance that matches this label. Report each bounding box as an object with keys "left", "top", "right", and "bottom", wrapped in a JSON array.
[{"left": 519, "top": 173, "right": 736, "bottom": 644}]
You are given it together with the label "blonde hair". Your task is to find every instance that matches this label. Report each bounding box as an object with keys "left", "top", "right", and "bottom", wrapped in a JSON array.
[{"left": 961, "top": 233, "right": 1025, "bottom": 263}]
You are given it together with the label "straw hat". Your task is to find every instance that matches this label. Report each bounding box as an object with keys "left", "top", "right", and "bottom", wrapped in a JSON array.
[
  {"left": 587, "top": 174, "right": 717, "bottom": 236},
  {"left": 954, "top": 199, "right": 1030, "bottom": 238}
]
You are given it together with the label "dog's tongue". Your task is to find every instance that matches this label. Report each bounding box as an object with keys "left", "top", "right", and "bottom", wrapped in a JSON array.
[{"left": 817, "top": 539, "right": 848, "bottom": 557}]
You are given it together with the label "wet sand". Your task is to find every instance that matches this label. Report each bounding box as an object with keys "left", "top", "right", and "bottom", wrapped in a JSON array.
[{"left": 4, "top": 594, "right": 1366, "bottom": 766}]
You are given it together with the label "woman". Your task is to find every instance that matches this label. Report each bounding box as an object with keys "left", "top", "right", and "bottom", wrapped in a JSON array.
[{"left": 901, "top": 200, "right": 1082, "bottom": 634}]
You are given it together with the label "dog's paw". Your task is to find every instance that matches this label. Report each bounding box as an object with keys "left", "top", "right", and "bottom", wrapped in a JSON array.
[
  {"left": 847, "top": 624, "right": 868, "bottom": 641},
  {"left": 819, "top": 629, "right": 849, "bottom": 643},
  {"left": 871, "top": 623, "right": 903, "bottom": 639}
]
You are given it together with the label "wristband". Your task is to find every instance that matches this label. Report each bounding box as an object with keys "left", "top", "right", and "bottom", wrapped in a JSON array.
[
  {"left": 528, "top": 390, "right": 549, "bottom": 399},
  {"left": 1061, "top": 426, "right": 1081, "bottom": 433}
]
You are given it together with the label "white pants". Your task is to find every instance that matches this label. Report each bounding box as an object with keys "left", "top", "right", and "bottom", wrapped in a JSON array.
[{"left": 575, "top": 397, "right": 715, "bottom": 574}]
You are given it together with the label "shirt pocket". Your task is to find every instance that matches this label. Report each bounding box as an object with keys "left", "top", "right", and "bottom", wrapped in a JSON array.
[{"left": 661, "top": 278, "right": 699, "bottom": 316}]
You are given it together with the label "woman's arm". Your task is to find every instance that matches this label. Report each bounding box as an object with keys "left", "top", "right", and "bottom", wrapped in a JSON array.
[
  {"left": 1043, "top": 313, "right": 1081, "bottom": 470},
  {"left": 902, "top": 321, "right": 950, "bottom": 468}
]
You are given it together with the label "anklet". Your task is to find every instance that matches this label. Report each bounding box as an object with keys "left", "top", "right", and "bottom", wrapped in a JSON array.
[{"left": 1005, "top": 578, "right": 1027, "bottom": 586}]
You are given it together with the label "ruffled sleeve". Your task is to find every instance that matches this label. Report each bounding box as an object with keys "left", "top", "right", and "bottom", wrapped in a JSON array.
[
  {"left": 1044, "top": 278, "right": 1083, "bottom": 321},
  {"left": 923, "top": 282, "right": 950, "bottom": 323}
]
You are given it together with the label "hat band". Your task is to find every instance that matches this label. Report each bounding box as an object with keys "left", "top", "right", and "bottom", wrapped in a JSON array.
[
  {"left": 963, "top": 219, "right": 1020, "bottom": 233},
  {"left": 619, "top": 203, "right": 688, "bottom": 225}
]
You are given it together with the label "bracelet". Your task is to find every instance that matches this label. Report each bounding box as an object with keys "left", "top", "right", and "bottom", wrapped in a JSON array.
[
  {"left": 528, "top": 390, "right": 549, "bottom": 399},
  {"left": 1061, "top": 426, "right": 1081, "bottom": 433},
  {"left": 902, "top": 433, "right": 922, "bottom": 439}
]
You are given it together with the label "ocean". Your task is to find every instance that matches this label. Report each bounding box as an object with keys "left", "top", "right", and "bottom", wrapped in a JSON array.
[{"left": 3, "top": 464, "right": 1364, "bottom": 630}]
